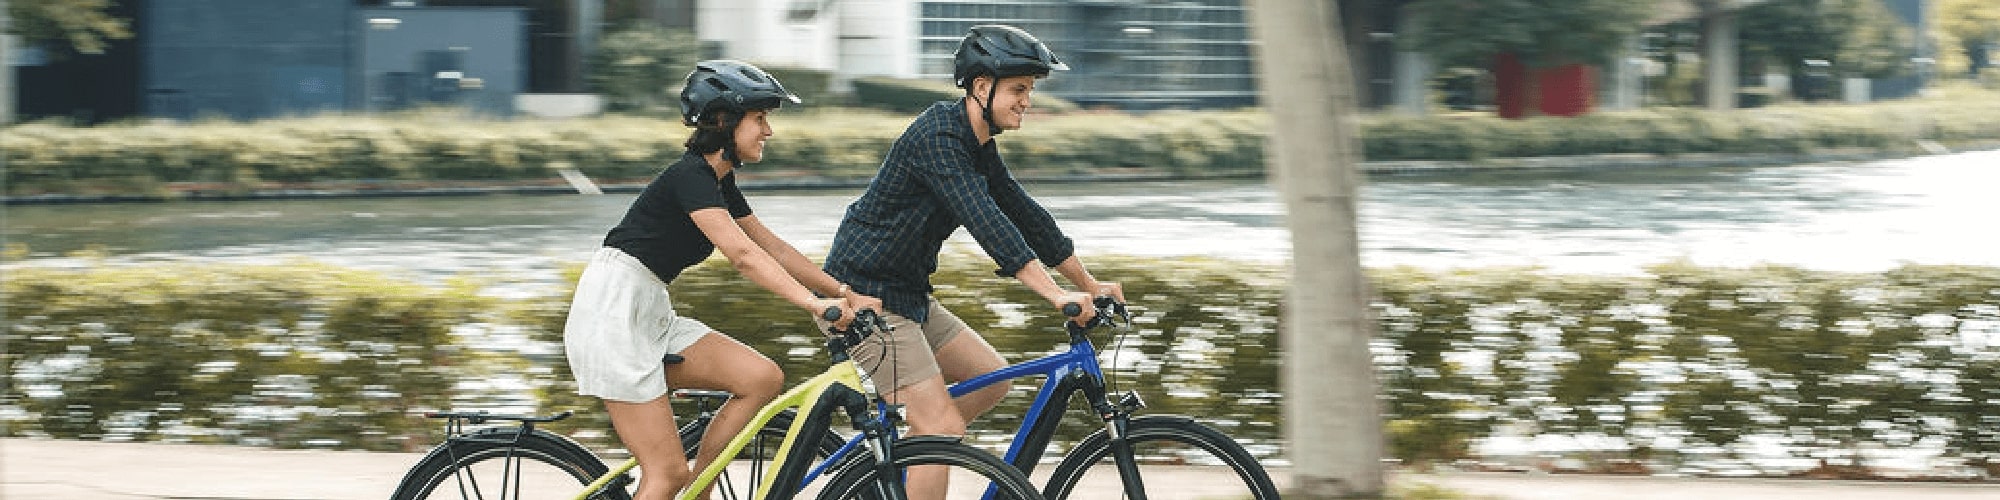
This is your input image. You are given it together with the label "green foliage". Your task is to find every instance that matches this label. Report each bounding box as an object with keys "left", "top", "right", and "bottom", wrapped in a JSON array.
[
  {"left": 1741, "top": 0, "right": 1916, "bottom": 80},
  {"left": 850, "top": 76, "right": 1078, "bottom": 114},
  {"left": 588, "top": 24, "right": 703, "bottom": 114},
  {"left": 5, "top": 0, "right": 131, "bottom": 55},
  {"left": 761, "top": 66, "right": 833, "bottom": 108},
  {"left": 851, "top": 77, "right": 966, "bottom": 113},
  {"left": 1403, "top": 0, "right": 1655, "bottom": 69},
  {"left": 1, "top": 263, "right": 487, "bottom": 450},
  {"left": 9, "top": 258, "right": 2000, "bottom": 468},
  {"left": 1935, "top": 0, "right": 2000, "bottom": 78},
  {"left": 4, "top": 88, "right": 2000, "bottom": 196},
  {"left": 1359, "top": 93, "right": 2000, "bottom": 160}
]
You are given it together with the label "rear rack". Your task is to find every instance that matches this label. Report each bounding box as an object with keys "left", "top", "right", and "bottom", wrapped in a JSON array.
[{"left": 423, "top": 410, "right": 574, "bottom": 441}]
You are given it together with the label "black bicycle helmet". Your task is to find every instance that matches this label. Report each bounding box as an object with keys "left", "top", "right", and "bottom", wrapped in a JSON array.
[
  {"left": 678, "top": 59, "right": 800, "bottom": 127},
  {"left": 953, "top": 25, "right": 1068, "bottom": 89}
]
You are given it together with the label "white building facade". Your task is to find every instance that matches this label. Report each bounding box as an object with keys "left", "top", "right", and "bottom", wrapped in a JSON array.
[{"left": 695, "top": 0, "right": 1256, "bottom": 109}]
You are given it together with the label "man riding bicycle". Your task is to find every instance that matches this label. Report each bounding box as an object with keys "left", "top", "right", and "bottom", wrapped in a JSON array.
[{"left": 814, "top": 24, "right": 1126, "bottom": 500}]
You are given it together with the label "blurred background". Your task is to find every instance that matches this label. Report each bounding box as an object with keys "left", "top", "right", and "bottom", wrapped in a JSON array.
[
  {"left": 5, "top": 0, "right": 1994, "bottom": 122},
  {"left": 5, "top": 0, "right": 2000, "bottom": 496}
]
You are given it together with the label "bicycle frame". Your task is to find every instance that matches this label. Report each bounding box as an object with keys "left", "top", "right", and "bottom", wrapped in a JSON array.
[
  {"left": 571, "top": 360, "right": 876, "bottom": 500},
  {"left": 946, "top": 325, "right": 1124, "bottom": 476}
]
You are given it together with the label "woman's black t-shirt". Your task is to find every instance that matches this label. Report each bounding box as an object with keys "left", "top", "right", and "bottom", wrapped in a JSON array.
[{"left": 604, "top": 152, "right": 753, "bottom": 284}]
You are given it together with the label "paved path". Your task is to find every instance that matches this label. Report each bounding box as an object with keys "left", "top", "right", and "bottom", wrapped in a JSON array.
[{"left": 6, "top": 438, "right": 1998, "bottom": 499}]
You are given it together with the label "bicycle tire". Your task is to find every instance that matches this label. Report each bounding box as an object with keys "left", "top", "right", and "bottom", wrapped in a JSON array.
[
  {"left": 814, "top": 436, "right": 1046, "bottom": 500},
  {"left": 677, "top": 409, "right": 852, "bottom": 500},
  {"left": 391, "top": 427, "right": 633, "bottom": 500},
  {"left": 1041, "top": 416, "right": 1280, "bottom": 500}
]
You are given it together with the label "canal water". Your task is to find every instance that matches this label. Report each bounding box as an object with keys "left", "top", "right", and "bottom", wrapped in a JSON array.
[{"left": 8, "top": 149, "right": 1997, "bottom": 284}]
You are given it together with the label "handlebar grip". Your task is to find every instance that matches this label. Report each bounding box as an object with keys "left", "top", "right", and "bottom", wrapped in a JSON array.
[
  {"left": 1062, "top": 302, "right": 1082, "bottom": 317},
  {"left": 821, "top": 306, "right": 842, "bottom": 321}
]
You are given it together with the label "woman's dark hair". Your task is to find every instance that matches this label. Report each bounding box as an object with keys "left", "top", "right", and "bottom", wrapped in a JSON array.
[{"left": 683, "top": 111, "right": 739, "bottom": 154}]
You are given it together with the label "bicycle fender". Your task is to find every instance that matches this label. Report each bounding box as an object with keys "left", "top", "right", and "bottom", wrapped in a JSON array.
[
  {"left": 894, "top": 435, "right": 968, "bottom": 447},
  {"left": 391, "top": 427, "right": 609, "bottom": 499}
]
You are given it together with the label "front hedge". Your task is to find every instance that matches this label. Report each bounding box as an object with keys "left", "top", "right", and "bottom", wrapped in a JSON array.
[
  {"left": 6, "top": 257, "right": 1999, "bottom": 471},
  {"left": 7, "top": 87, "right": 1998, "bottom": 197},
  {"left": 0, "top": 263, "right": 489, "bottom": 450}
]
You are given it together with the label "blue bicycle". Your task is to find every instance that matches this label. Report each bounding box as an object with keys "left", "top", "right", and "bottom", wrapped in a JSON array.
[{"left": 685, "top": 297, "right": 1281, "bottom": 500}]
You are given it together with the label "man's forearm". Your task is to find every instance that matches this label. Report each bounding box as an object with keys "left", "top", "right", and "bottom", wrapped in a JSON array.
[
  {"left": 1014, "top": 261, "right": 1071, "bottom": 304},
  {"left": 1052, "top": 255, "right": 1101, "bottom": 293}
]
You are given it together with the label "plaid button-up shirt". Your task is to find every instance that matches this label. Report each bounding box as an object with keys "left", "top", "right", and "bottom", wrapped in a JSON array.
[{"left": 822, "top": 100, "right": 1074, "bottom": 322}]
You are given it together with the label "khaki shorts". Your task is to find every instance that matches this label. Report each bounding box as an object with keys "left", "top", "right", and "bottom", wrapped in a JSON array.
[{"left": 814, "top": 297, "right": 996, "bottom": 393}]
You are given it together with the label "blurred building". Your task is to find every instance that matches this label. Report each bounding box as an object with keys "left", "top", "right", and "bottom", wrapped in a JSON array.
[
  {"left": 11, "top": 0, "right": 550, "bottom": 122},
  {"left": 11, "top": 0, "right": 1433, "bottom": 119},
  {"left": 694, "top": 0, "right": 1262, "bottom": 110},
  {"left": 20, "top": 0, "right": 1937, "bottom": 121},
  {"left": 355, "top": 6, "right": 528, "bottom": 115}
]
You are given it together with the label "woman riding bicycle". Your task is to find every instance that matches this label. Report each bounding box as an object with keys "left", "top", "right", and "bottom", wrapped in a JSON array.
[
  {"left": 813, "top": 25, "right": 1125, "bottom": 500},
  {"left": 563, "top": 60, "right": 881, "bottom": 500}
]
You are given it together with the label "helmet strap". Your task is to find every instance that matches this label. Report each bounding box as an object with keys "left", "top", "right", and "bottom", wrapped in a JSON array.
[
  {"left": 699, "top": 112, "right": 745, "bottom": 170},
  {"left": 721, "top": 144, "right": 741, "bottom": 168}
]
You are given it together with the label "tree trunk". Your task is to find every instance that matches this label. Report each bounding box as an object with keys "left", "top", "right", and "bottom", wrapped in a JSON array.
[{"left": 1246, "top": 1, "right": 1386, "bottom": 498}]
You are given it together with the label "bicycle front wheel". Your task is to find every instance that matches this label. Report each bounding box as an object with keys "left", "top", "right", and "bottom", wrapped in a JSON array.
[
  {"left": 815, "top": 437, "right": 1045, "bottom": 500},
  {"left": 1042, "top": 416, "right": 1280, "bottom": 500},
  {"left": 391, "top": 427, "right": 632, "bottom": 500},
  {"left": 679, "top": 409, "right": 850, "bottom": 500}
]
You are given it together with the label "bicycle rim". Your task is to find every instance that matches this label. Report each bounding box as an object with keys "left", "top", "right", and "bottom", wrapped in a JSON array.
[{"left": 1043, "top": 418, "right": 1279, "bottom": 500}]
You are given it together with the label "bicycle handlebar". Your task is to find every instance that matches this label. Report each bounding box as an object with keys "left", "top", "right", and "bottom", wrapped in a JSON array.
[
  {"left": 824, "top": 308, "right": 893, "bottom": 356},
  {"left": 1065, "top": 295, "right": 1131, "bottom": 334}
]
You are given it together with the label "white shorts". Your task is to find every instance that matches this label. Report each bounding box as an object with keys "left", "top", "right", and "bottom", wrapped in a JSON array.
[{"left": 563, "top": 247, "right": 713, "bottom": 403}]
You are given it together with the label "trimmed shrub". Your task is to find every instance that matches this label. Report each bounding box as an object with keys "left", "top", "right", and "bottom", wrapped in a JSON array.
[
  {"left": 8, "top": 258, "right": 2000, "bottom": 469},
  {"left": 851, "top": 77, "right": 964, "bottom": 113},
  {"left": 6, "top": 87, "right": 2000, "bottom": 197},
  {"left": 1, "top": 263, "right": 488, "bottom": 450},
  {"left": 762, "top": 66, "right": 834, "bottom": 107}
]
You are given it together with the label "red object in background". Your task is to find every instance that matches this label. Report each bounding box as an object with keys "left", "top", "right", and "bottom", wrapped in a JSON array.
[
  {"left": 1493, "top": 53, "right": 1596, "bottom": 118},
  {"left": 1495, "top": 53, "right": 1529, "bottom": 118},
  {"left": 1537, "top": 63, "right": 1594, "bottom": 117}
]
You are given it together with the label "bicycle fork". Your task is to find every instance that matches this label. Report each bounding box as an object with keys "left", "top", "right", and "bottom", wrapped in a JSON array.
[
  {"left": 841, "top": 389, "right": 909, "bottom": 500},
  {"left": 1085, "top": 381, "right": 1152, "bottom": 500}
]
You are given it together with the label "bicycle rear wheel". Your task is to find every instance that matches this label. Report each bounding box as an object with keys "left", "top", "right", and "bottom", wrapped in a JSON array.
[
  {"left": 1042, "top": 416, "right": 1280, "bottom": 500},
  {"left": 815, "top": 437, "right": 1045, "bottom": 500},
  {"left": 391, "top": 427, "right": 632, "bottom": 500}
]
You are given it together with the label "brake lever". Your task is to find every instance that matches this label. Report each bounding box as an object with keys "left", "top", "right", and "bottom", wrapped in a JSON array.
[{"left": 868, "top": 309, "right": 893, "bottom": 332}]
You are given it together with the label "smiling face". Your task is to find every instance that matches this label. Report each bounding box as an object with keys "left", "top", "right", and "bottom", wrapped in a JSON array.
[
  {"left": 972, "top": 75, "right": 1038, "bottom": 130},
  {"left": 732, "top": 109, "right": 774, "bottom": 163}
]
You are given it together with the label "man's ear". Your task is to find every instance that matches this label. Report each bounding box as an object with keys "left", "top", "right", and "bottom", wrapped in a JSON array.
[{"left": 968, "top": 75, "right": 992, "bottom": 97}]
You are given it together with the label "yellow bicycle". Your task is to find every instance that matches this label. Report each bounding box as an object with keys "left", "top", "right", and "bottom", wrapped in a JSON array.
[{"left": 389, "top": 310, "right": 1043, "bottom": 500}]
